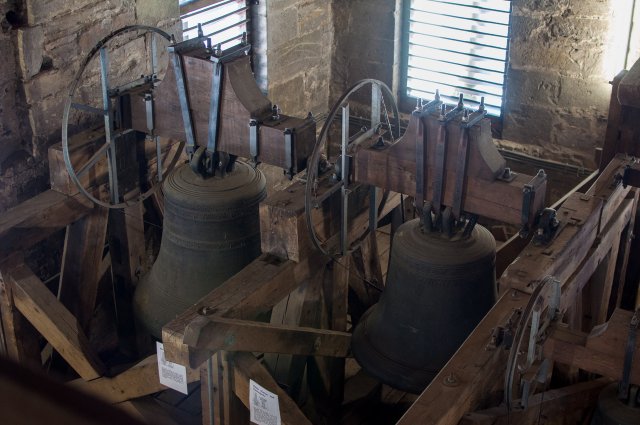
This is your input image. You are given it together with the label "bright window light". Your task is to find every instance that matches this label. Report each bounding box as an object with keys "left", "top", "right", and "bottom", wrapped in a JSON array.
[
  {"left": 406, "top": 0, "right": 512, "bottom": 116},
  {"left": 180, "top": 0, "right": 248, "bottom": 50}
]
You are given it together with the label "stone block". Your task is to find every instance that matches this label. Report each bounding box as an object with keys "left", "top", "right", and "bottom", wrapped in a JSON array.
[
  {"left": 511, "top": 0, "right": 570, "bottom": 14},
  {"left": 18, "top": 26, "right": 44, "bottom": 80},
  {"left": 350, "top": 0, "right": 396, "bottom": 40},
  {"left": 25, "top": 0, "right": 96, "bottom": 25},
  {"left": 568, "top": 0, "right": 612, "bottom": 18},
  {"left": 303, "top": 65, "right": 330, "bottom": 113},
  {"left": 557, "top": 76, "right": 610, "bottom": 110},
  {"left": 268, "top": 74, "right": 304, "bottom": 114},
  {"left": 502, "top": 103, "right": 554, "bottom": 146},
  {"left": 136, "top": 0, "right": 179, "bottom": 26},
  {"left": 299, "top": 0, "right": 331, "bottom": 36},
  {"left": 268, "top": 6, "right": 298, "bottom": 50},
  {"left": 339, "top": 33, "right": 394, "bottom": 65},
  {"left": 509, "top": 15, "right": 544, "bottom": 42},
  {"left": 268, "top": 29, "right": 329, "bottom": 84},
  {"left": 267, "top": 0, "right": 301, "bottom": 15},
  {"left": 505, "top": 68, "right": 560, "bottom": 107}
]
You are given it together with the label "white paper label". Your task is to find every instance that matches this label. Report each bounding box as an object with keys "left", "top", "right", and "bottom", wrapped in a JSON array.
[
  {"left": 249, "top": 379, "right": 281, "bottom": 425},
  {"left": 156, "top": 342, "right": 188, "bottom": 394}
]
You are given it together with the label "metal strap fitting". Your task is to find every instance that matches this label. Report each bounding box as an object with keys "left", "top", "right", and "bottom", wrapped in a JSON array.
[
  {"left": 284, "top": 128, "right": 295, "bottom": 180},
  {"left": 172, "top": 52, "right": 197, "bottom": 157},
  {"left": 249, "top": 119, "right": 259, "bottom": 162},
  {"left": 205, "top": 62, "right": 223, "bottom": 175},
  {"left": 415, "top": 92, "right": 443, "bottom": 211}
]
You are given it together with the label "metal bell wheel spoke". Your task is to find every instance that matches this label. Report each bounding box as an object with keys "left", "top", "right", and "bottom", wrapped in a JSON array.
[
  {"left": 61, "top": 25, "right": 183, "bottom": 209},
  {"left": 304, "top": 79, "right": 399, "bottom": 260}
]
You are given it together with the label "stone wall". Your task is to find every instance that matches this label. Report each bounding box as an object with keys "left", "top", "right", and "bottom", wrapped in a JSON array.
[
  {"left": 502, "top": 0, "right": 640, "bottom": 168},
  {"left": 264, "top": 0, "right": 333, "bottom": 117}
]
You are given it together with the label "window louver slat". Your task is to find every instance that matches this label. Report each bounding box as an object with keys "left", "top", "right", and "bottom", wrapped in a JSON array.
[
  {"left": 406, "top": 0, "right": 511, "bottom": 117},
  {"left": 181, "top": 0, "right": 248, "bottom": 50}
]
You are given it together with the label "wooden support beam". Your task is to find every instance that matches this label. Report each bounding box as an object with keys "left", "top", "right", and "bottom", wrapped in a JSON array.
[
  {"left": 58, "top": 206, "right": 109, "bottom": 336},
  {"left": 117, "top": 396, "right": 180, "bottom": 425},
  {"left": 460, "top": 378, "right": 613, "bottom": 425},
  {"left": 162, "top": 192, "right": 401, "bottom": 368},
  {"left": 233, "top": 351, "right": 314, "bottom": 425},
  {"left": 183, "top": 316, "right": 352, "bottom": 357},
  {"left": 0, "top": 190, "right": 93, "bottom": 263},
  {"left": 543, "top": 311, "right": 640, "bottom": 385},
  {"left": 68, "top": 354, "right": 200, "bottom": 404},
  {"left": 600, "top": 71, "right": 627, "bottom": 172},
  {"left": 587, "top": 154, "right": 633, "bottom": 234},
  {"left": 204, "top": 350, "right": 241, "bottom": 425},
  {"left": 10, "top": 265, "right": 105, "bottom": 381},
  {"left": 0, "top": 255, "right": 41, "bottom": 368},
  {"left": 618, "top": 58, "right": 640, "bottom": 108}
]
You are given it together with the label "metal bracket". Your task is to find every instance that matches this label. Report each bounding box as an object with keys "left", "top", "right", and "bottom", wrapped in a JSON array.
[
  {"left": 172, "top": 51, "right": 197, "bottom": 159},
  {"left": 497, "top": 167, "right": 518, "bottom": 183},
  {"left": 520, "top": 170, "right": 547, "bottom": 238},
  {"left": 531, "top": 208, "right": 560, "bottom": 244},
  {"left": 284, "top": 128, "right": 295, "bottom": 180},
  {"left": 415, "top": 91, "right": 443, "bottom": 214},
  {"left": 619, "top": 305, "right": 640, "bottom": 399},
  {"left": 249, "top": 119, "right": 259, "bottom": 162},
  {"left": 205, "top": 62, "right": 223, "bottom": 175},
  {"left": 144, "top": 94, "right": 163, "bottom": 182}
]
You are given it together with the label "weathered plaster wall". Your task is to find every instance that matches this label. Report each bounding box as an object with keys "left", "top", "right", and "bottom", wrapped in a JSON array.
[
  {"left": 264, "top": 0, "right": 333, "bottom": 116},
  {"left": 501, "top": 0, "right": 639, "bottom": 168}
]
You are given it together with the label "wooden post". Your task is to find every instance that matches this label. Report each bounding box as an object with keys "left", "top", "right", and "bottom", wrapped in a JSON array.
[
  {"left": 202, "top": 350, "right": 239, "bottom": 425},
  {"left": 0, "top": 255, "right": 40, "bottom": 369},
  {"left": 58, "top": 206, "right": 109, "bottom": 336}
]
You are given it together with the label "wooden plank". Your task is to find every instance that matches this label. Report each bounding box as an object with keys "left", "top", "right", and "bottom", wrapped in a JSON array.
[
  {"left": 618, "top": 58, "right": 640, "bottom": 107},
  {"left": 162, "top": 192, "right": 401, "bottom": 368},
  {"left": 58, "top": 206, "right": 109, "bottom": 336},
  {"left": 232, "top": 351, "right": 313, "bottom": 425},
  {"left": 608, "top": 189, "right": 639, "bottom": 316},
  {"left": 10, "top": 265, "right": 105, "bottom": 380},
  {"left": 460, "top": 378, "right": 612, "bottom": 425},
  {"left": 117, "top": 396, "right": 180, "bottom": 425},
  {"left": 203, "top": 350, "right": 239, "bottom": 425},
  {"left": 587, "top": 153, "right": 632, "bottom": 234},
  {"left": 0, "top": 190, "right": 94, "bottom": 263},
  {"left": 543, "top": 323, "right": 640, "bottom": 385},
  {"left": 501, "top": 192, "right": 602, "bottom": 294},
  {"left": 560, "top": 198, "right": 633, "bottom": 315},
  {"left": 600, "top": 71, "right": 627, "bottom": 172},
  {"left": 0, "top": 255, "right": 41, "bottom": 368},
  {"left": 184, "top": 315, "right": 352, "bottom": 357},
  {"left": 68, "top": 354, "right": 200, "bottom": 404}
]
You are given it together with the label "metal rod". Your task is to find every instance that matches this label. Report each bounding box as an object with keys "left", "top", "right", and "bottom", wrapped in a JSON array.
[
  {"left": 341, "top": 104, "right": 349, "bottom": 255},
  {"left": 208, "top": 356, "right": 214, "bottom": 425},
  {"left": 70, "top": 103, "right": 107, "bottom": 116},
  {"left": 151, "top": 32, "right": 158, "bottom": 76},
  {"left": 77, "top": 142, "right": 110, "bottom": 179},
  {"left": 100, "top": 48, "right": 119, "bottom": 204},
  {"left": 156, "top": 136, "right": 163, "bottom": 182}
]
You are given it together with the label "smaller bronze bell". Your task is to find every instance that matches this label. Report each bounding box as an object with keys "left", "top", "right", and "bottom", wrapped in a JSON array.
[
  {"left": 352, "top": 217, "right": 497, "bottom": 394},
  {"left": 134, "top": 162, "right": 266, "bottom": 338}
]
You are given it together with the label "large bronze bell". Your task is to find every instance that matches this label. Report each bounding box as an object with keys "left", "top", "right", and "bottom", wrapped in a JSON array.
[
  {"left": 134, "top": 161, "right": 267, "bottom": 338},
  {"left": 591, "top": 382, "right": 640, "bottom": 424},
  {"left": 352, "top": 217, "right": 497, "bottom": 394}
]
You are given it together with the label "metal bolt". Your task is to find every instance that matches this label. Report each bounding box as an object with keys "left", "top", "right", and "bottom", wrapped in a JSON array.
[
  {"left": 377, "top": 136, "right": 385, "bottom": 147},
  {"left": 313, "top": 337, "right": 322, "bottom": 351},
  {"left": 502, "top": 168, "right": 511, "bottom": 178},
  {"left": 439, "top": 104, "right": 446, "bottom": 120},
  {"left": 332, "top": 173, "right": 338, "bottom": 180},
  {"left": 200, "top": 306, "right": 216, "bottom": 315},
  {"left": 461, "top": 109, "right": 469, "bottom": 123},
  {"left": 225, "top": 331, "right": 235, "bottom": 345}
]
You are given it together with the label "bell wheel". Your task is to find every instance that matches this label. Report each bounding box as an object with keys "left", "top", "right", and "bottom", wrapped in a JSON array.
[
  {"left": 304, "top": 79, "right": 400, "bottom": 259},
  {"left": 61, "top": 25, "right": 184, "bottom": 209}
]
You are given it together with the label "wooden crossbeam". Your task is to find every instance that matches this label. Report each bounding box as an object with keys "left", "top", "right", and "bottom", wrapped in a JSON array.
[
  {"left": 183, "top": 316, "right": 352, "bottom": 357},
  {"left": 0, "top": 190, "right": 94, "bottom": 263},
  {"left": 68, "top": 355, "right": 200, "bottom": 404},
  {"left": 460, "top": 378, "right": 613, "bottom": 425},
  {"left": 543, "top": 310, "right": 640, "bottom": 385},
  {"left": 10, "top": 265, "right": 105, "bottom": 381}
]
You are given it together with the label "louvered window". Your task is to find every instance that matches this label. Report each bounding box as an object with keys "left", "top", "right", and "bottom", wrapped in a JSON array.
[
  {"left": 403, "top": 0, "right": 512, "bottom": 117},
  {"left": 180, "top": 0, "right": 249, "bottom": 50}
]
